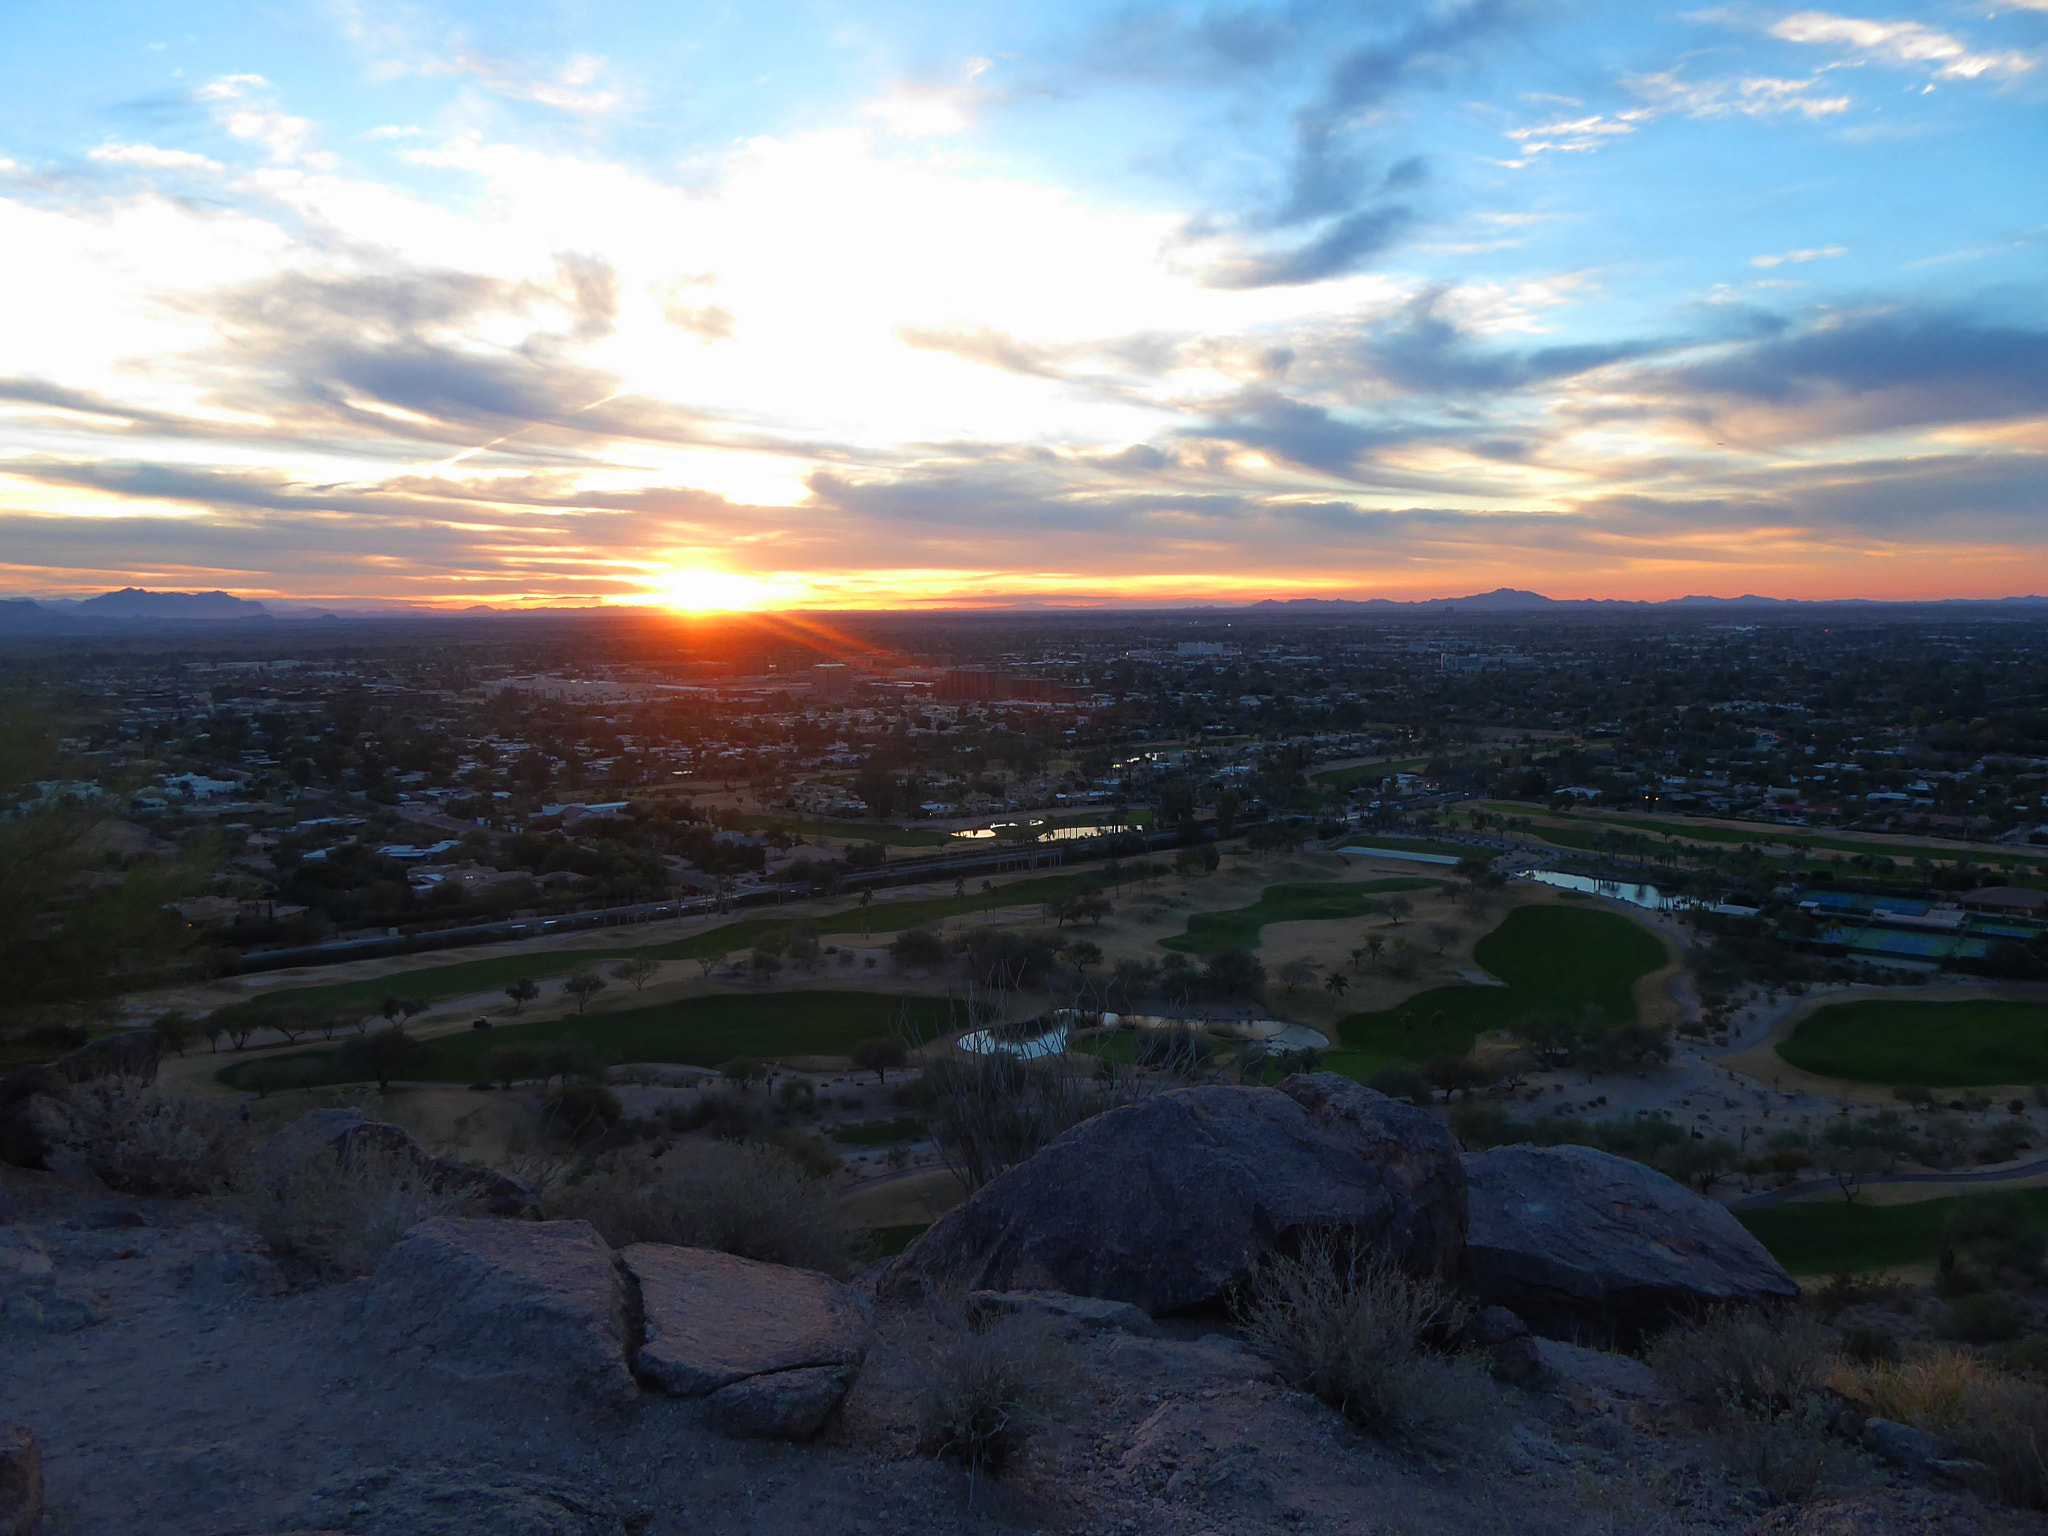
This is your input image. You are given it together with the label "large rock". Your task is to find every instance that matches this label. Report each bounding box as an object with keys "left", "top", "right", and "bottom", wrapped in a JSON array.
[
  {"left": 260, "top": 1109, "right": 537, "bottom": 1218},
  {"left": 359, "top": 1218, "right": 635, "bottom": 1404},
  {"left": 879, "top": 1074, "right": 1466, "bottom": 1314},
  {"left": 1462, "top": 1144, "right": 1798, "bottom": 1345},
  {"left": 275, "top": 1465, "right": 626, "bottom": 1536},
  {"left": 0, "top": 1425, "right": 41, "bottom": 1536},
  {"left": 707, "top": 1366, "right": 851, "bottom": 1440},
  {"left": 623, "top": 1243, "right": 869, "bottom": 1396}
]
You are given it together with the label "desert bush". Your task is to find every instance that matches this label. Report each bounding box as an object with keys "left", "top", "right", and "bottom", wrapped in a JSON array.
[
  {"left": 42, "top": 1077, "right": 247, "bottom": 1195},
  {"left": 238, "top": 1143, "right": 463, "bottom": 1276},
  {"left": 750, "top": 1123, "right": 843, "bottom": 1178},
  {"left": 912, "top": 1303, "right": 1081, "bottom": 1480},
  {"left": 1943, "top": 1290, "right": 2024, "bottom": 1344},
  {"left": 1839, "top": 1325, "right": 1901, "bottom": 1365},
  {"left": 1366, "top": 1063, "right": 1433, "bottom": 1107},
  {"left": 1812, "top": 1269, "right": 1915, "bottom": 1319},
  {"left": 775, "top": 1075, "right": 816, "bottom": 1114},
  {"left": 1649, "top": 1309, "right": 1866, "bottom": 1502},
  {"left": 546, "top": 1139, "right": 859, "bottom": 1275},
  {"left": 1234, "top": 1232, "right": 1499, "bottom": 1449},
  {"left": 1844, "top": 1348, "right": 2048, "bottom": 1508},
  {"left": 540, "top": 1081, "right": 624, "bottom": 1141}
]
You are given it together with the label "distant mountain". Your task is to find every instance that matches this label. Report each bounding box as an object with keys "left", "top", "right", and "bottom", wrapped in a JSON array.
[
  {"left": 72, "top": 588, "right": 269, "bottom": 619},
  {"left": 0, "top": 600, "right": 78, "bottom": 634},
  {"left": 1244, "top": 589, "right": 2048, "bottom": 613}
]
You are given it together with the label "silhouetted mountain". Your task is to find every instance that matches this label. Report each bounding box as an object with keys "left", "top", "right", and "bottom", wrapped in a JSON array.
[{"left": 73, "top": 588, "right": 269, "bottom": 619}]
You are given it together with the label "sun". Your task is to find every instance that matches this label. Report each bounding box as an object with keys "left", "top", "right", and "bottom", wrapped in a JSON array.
[{"left": 642, "top": 568, "right": 786, "bottom": 612}]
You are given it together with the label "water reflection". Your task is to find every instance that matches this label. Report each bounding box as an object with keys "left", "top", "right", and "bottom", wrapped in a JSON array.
[
  {"left": 1520, "top": 869, "right": 1691, "bottom": 910},
  {"left": 951, "top": 822, "right": 1134, "bottom": 842}
]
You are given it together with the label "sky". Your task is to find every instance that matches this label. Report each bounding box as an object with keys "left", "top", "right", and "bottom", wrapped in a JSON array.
[{"left": 1, "top": 1, "right": 2045, "bottom": 610}]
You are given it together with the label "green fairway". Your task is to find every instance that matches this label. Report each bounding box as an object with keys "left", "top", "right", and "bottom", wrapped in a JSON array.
[
  {"left": 216, "top": 990, "right": 965, "bottom": 1091},
  {"left": 1778, "top": 998, "right": 2048, "bottom": 1087},
  {"left": 222, "top": 875, "right": 1082, "bottom": 1022},
  {"left": 1159, "top": 878, "right": 1439, "bottom": 954},
  {"left": 1332, "top": 904, "right": 1668, "bottom": 1073},
  {"left": 1312, "top": 758, "right": 1427, "bottom": 789},
  {"left": 1737, "top": 1190, "right": 2048, "bottom": 1277},
  {"left": 736, "top": 814, "right": 948, "bottom": 847}
]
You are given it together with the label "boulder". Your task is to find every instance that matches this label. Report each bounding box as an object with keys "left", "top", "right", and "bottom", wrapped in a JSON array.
[
  {"left": 359, "top": 1218, "right": 635, "bottom": 1404},
  {"left": 622, "top": 1243, "right": 869, "bottom": 1397},
  {"left": 879, "top": 1074, "right": 1465, "bottom": 1314},
  {"left": 260, "top": 1109, "right": 537, "bottom": 1217},
  {"left": 0, "top": 1072, "right": 64, "bottom": 1171},
  {"left": 969, "top": 1289, "right": 1163, "bottom": 1338},
  {"left": 1861, "top": 1417, "right": 1951, "bottom": 1469},
  {"left": 1462, "top": 1144, "right": 1798, "bottom": 1346},
  {"left": 0, "top": 1426, "right": 40, "bottom": 1536},
  {"left": 708, "top": 1366, "right": 851, "bottom": 1440}
]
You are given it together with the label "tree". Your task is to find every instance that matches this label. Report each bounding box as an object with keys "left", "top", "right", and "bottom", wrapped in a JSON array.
[
  {"left": 851, "top": 1036, "right": 908, "bottom": 1083},
  {"left": 479, "top": 1044, "right": 538, "bottom": 1089},
  {"left": 1422, "top": 1053, "right": 1489, "bottom": 1102},
  {"left": 1426, "top": 922, "right": 1463, "bottom": 955},
  {"left": 889, "top": 927, "right": 947, "bottom": 971},
  {"left": 336, "top": 1026, "right": 436, "bottom": 1091},
  {"left": 1367, "top": 1063, "right": 1434, "bottom": 1106},
  {"left": 1384, "top": 896, "right": 1413, "bottom": 925},
  {"left": 504, "top": 977, "right": 541, "bottom": 1014},
  {"left": 610, "top": 957, "right": 661, "bottom": 992},
  {"left": 542, "top": 1081, "right": 623, "bottom": 1139},
  {"left": 1323, "top": 970, "right": 1348, "bottom": 998},
  {"left": 1202, "top": 949, "right": 1266, "bottom": 998},
  {"left": 720, "top": 1056, "right": 770, "bottom": 1090},
  {"left": 858, "top": 887, "right": 874, "bottom": 939},
  {"left": 750, "top": 947, "right": 784, "bottom": 981},
  {"left": 151, "top": 1011, "right": 197, "bottom": 1056},
  {"left": 1278, "top": 958, "right": 1318, "bottom": 993},
  {"left": 562, "top": 971, "right": 608, "bottom": 1013},
  {"left": 379, "top": 995, "right": 405, "bottom": 1025},
  {"left": 1060, "top": 938, "right": 1104, "bottom": 976}
]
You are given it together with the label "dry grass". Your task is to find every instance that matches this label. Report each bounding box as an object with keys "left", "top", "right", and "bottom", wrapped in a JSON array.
[
  {"left": 545, "top": 1139, "right": 860, "bottom": 1276},
  {"left": 910, "top": 1303, "right": 1082, "bottom": 1480},
  {"left": 43, "top": 1076, "right": 247, "bottom": 1196},
  {"left": 1233, "top": 1232, "right": 1499, "bottom": 1450},
  {"left": 238, "top": 1142, "right": 464, "bottom": 1277},
  {"left": 1648, "top": 1310, "right": 1869, "bottom": 1502},
  {"left": 1838, "top": 1348, "right": 2048, "bottom": 1508}
]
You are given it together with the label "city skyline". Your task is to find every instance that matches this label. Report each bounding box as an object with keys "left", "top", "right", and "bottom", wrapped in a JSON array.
[{"left": 3, "top": 0, "right": 2046, "bottom": 609}]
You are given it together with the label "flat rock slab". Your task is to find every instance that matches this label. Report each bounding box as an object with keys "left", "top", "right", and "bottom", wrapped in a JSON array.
[
  {"left": 708, "top": 1366, "right": 851, "bottom": 1440},
  {"left": 277, "top": 1465, "right": 627, "bottom": 1536},
  {"left": 1463, "top": 1144, "right": 1798, "bottom": 1346},
  {"left": 880, "top": 1074, "right": 1465, "bottom": 1315},
  {"left": 622, "top": 1243, "right": 870, "bottom": 1397},
  {"left": 361, "top": 1218, "right": 635, "bottom": 1405}
]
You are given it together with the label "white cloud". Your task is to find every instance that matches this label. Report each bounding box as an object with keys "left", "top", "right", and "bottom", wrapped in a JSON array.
[
  {"left": 1750, "top": 244, "right": 1847, "bottom": 267},
  {"left": 1502, "top": 110, "right": 1652, "bottom": 160},
  {"left": 88, "top": 142, "right": 225, "bottom": 174},
  {"left": 1627, "top": 70, "right": 1852, "bottom": 119},
  {"left": 862, "top": 58, "right": 994, "bottom": 138},
  {"left": 1769, "top": 11, "right": 2035, "bottom": 80},
  {"left": 198, "top": 75, "right": 330, "bottom": 167},
  {"left": 424, "top": 52, "right": 624, "bottom": 116}
]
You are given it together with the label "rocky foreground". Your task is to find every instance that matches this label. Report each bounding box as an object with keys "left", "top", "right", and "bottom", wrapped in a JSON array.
[{"left": 1, "top": 1059, "right": 2041, "bottom": 1536}]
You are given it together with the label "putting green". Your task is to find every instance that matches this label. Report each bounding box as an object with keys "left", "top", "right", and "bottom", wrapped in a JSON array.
[
  {"left": 1159, "top": 878, "right": 1438, "bottom": 955},
  {"left": 1333, "top": 904, "right": 1668, "bottom": 1073},
  {"left": 1778, "top": 998, "right": 2048, "bottom": 1088}
]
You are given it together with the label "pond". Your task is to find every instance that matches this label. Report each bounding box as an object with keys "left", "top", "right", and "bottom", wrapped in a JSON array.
[
  {"left": 951, "top": 822, "right": 1135, "bottom": 842},
  {"left": 1520, "top": 869, "right": 1693, "bottom": 911}
]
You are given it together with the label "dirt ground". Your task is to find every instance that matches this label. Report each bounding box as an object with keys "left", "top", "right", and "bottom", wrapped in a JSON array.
[{"left": 6, "top": 1164, "right": 2036, "bottom": 1536}]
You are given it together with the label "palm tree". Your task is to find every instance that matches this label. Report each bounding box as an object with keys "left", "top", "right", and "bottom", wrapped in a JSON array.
[
  {"left": 858, "top": 887, "right": 873, "bottom": 939},
  {"left": 1324, "top": 971, "right": 1348, "bottom": 998}
]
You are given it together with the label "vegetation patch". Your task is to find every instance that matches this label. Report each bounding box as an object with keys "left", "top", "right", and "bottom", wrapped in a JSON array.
[
  {"left": 216, "top": 991, "right": 961, "bottom": 1091},
  {"left": 1737, "top": 1189, "right": 2048, "bottom": 1276},
  {"left": 1159, "top": 878, "right": 1438, "bottom": 954},
  {"left": 833, "top": 1118, "right": 928, "bottom": 1146},
  {"left": 1333, "top": 905, "right": 1667, "bottom": 1071},
  {"left": 222, "top": 875, "right": 1083, "bottom": 1021},
  {"left": 1778, "top": 999, "right": 2048, "bottom": 1087}
]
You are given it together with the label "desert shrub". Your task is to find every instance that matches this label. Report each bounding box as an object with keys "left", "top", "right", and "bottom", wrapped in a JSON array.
[
  {"left": 775, "top": 1075, "right": 817, "bottom": 1114},
  {"left": 1813, "top": 1269, "right": 1915, "bottom": 1319},
  {"left": 1943, "top": 1290, "right": 2024, "bottom": 1344},
  {"left": 913, "top": 1304, "right": 1080, "bottom": 1479},
  {"left": 540, "top": 1081, "right": 623, "bottom": 1141},
  {"left": 1649, "top": 1309, "right": 1836, "bottom": 1420},
  {"left": 1649, "top": 1309, "right": 1866, "bottom": 1501},
  {"left": 1844, "top": 1349, "right": 2048, "bottom": 1508},
  {"left": 1839, "top": 1325, "right": 1901, "bottom": 1365},
  {"left": 1448, "top": 1102, "right": 1519, "bottom": 1149},
  {"left": 1366, "top": 1063, "right": 1433, "bottom": 1107},
  {"left": 1234, "top": 1233, "right": 1498, "bottom": 1449},
  {"left": 239, "top": 1143, "right": 463, "bottom": 1277},
  {"left": 42, "top": 1077, "right": 247, "bottom": 1195},
  {"left": 750, "top": 1123, "right": 843, "bottom": 1178},
  {"left": 546, "top": 1140, "right": 859, "bottom": 1275}
]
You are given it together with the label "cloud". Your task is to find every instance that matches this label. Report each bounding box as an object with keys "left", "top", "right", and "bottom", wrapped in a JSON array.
[
  {"left": 1767, "top": 11, "right": 2035, "bottom": 80},
  {"left": 1626, "top": 69, "right": 1852, "bottom": 119},
  {"left": 863, "top": 59, "right": 995, "bottom": 137},
  {"left": 1749, "top": 244, "right": 1846, "bottom": 267},
  {"left": 1204, "top": 205, "right": 1417, "bottom": 288},
  {"left": 87, "top": 143, "right": 224, "bottom": 174}
]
